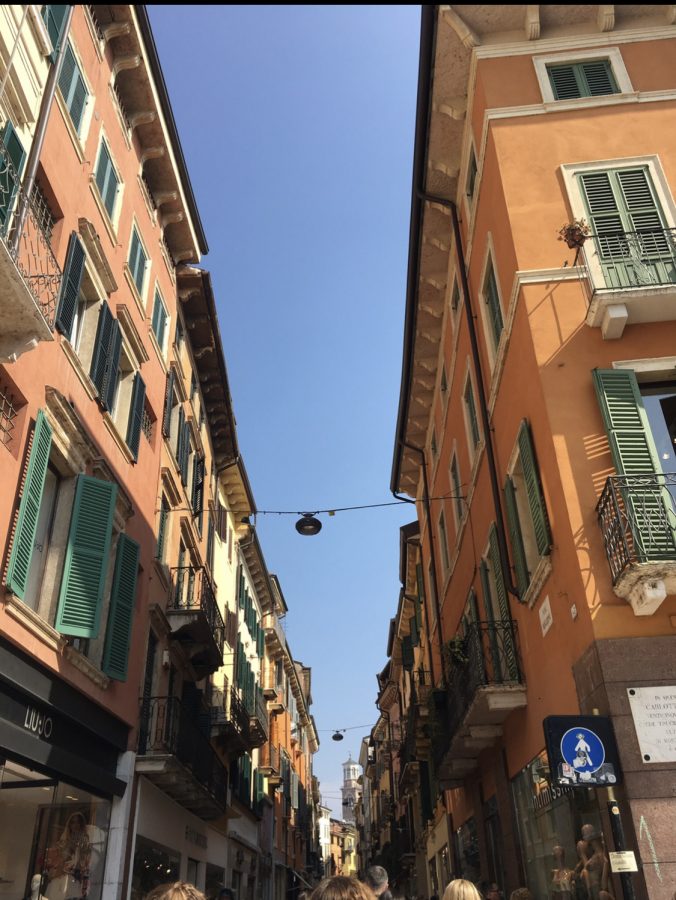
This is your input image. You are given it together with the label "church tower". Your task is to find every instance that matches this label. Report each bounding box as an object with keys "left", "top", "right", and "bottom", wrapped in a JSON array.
[{"left": 341, "top": 754, "right": 361, "bottom": 824}]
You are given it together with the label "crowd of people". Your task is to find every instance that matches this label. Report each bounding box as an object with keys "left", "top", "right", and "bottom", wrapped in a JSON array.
[{"left": 139, "top": 866, "right": 534, "bottom": 900}]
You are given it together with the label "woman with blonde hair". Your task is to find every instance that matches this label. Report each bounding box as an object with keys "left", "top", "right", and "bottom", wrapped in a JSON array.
[
  {"left": 145, "top": 883, "right": 207, "bottom": 900},
  {"left": 310, "top": 877, "right": 376, "bottom": 900},
  {"left": 442, "top": 880, "right": 482, "bottom": 900}
]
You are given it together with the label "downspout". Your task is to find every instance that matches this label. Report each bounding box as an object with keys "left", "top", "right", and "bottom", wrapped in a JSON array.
[
  {"left": 394, "top": 439, "right": 447, "bottom": 683},
  {"left": 12, "top": 5, "right": 74, "bottom": 254},
  {"left": 415, "top": 188, "right": 520, "bottom": 601}
]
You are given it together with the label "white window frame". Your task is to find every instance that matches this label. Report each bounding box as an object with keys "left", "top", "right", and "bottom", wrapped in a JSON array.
[
  {"left": 150, "top": 282, "right": 170, "bottom": 357},
  {"left": 126, "top": 219, "right": 151, "bottom": 308},
  {"left": 533, "top": 47, "right": 633, "bottom": 104},
  {"left": 477, "top": 234, "right": 504, "bottom": 370},
  {"left": 560, "top": 155, "right": 676, "bottom": 290}
]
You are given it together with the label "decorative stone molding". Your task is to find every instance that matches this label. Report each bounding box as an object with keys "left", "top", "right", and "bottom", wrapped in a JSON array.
[
  {"left": 63, "top": 645, "right": 110, "bottom": 689},
  {"left": 597, "top": 5, "right": 615, "bottom": 32},
  {"left": 440, "top": 5, "right": 480, "bottom": 48},
  {"left": 140, "top": 147, "right": 165, "bottom": 165},
  {"left": 128, "top": 110, "right": 156, "bottom": 131},
  {"left": 4, "top": 592, "right": 66, "bottom": 653},
  {"left": 78, "top": 218, "right": 118, "bottom": 293},
  {"left": 524, "top": 5, "right": 540, "bottom": 40},
  {"left": 154, "top": 190, "right": 178, "bottom": 207},
  {"left": 102, "top": 21, "right": 131, "bottom": 43},
  {"left": 45, "top": 386, "right": 99, "bottom": 474},
  {"left": 112, "top": 55, "right": 141, "bottom": 78}
]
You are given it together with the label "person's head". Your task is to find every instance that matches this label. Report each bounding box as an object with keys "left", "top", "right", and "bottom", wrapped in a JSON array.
[
  {"left": 310, "top": 877, "right": 375, "bottom": 900},
  {"left": 67, "top": 812, "right": 86, "bottom": 833},
  {"left": 217, "top": 890, "right": 235, "bottom": 900},
  {"left": 485, "top": 884, "right": 500, "bottom": 900},
  {"left": 145, "top": 883, "right": 207, "bottom": 900},
  {"left": 442, "top": 881, "right": 482, "bottom": 900},
  {"left": 364, "top": 867, "right": 389, "bottom": 897},
  {"left": 508, "top": 890, "right": 533, "bottom": 900}
]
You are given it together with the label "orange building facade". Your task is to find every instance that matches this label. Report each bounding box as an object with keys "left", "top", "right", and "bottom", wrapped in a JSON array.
[{"left": 384, "top": 5, "right": 676, "bottom": 900}]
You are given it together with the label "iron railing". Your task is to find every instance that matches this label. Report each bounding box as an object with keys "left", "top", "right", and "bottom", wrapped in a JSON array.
[
  {"left": 170, "top": 565, "right": 225, "bottom": 658},
  {"left": 597, "top": 473, "right": 676, "bottom": 584},
  {"left": 253, "top": 688, "right": 269, "bottom": 735},
  {"left": 260, "top": 742, "right": 280, "bottom": 773},
  {"left": 138, "top": 695, "right": 227, "bottom": 808},
  {"left": 581, "top": 227, "right": 676, "bottom": 292},
  {"left": 433, "top": 621, "right": 521, "bottom": 766},
  {"left": 0, "top": 137, "right": 61, "bottom": 326}
]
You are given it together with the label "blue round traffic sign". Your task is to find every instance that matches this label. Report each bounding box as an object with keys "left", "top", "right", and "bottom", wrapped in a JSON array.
[{"left": 560, "top": 727, "right": 605, "bottom": 774}]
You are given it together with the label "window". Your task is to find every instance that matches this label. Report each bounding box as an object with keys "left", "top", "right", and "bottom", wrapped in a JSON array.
[
  {"left": 547, "top": 59, "right": 618, "bottom": 100},
  {"left": 438, "top": 511, "right": 450, "bottom": 572},
  {"left": 466, "top": 145, "right": 477, "bottom": 202},
  {"left": 431, "top": 428, "right": 438, "bottom": 459},
  {"left": 440, "top": 366, "right": 448, "bottom": 397},
  {"left": 217, "top": 499, "right": 228, "bottom": 541},
  {"left": 31, "top": 181, "right": 57, "bottom": 242},
  {"left": 0, "top": 120, "right": 26, "bottom": 229},
  {"left": 58, "top": 43, "right": 89, "bottom": 136},
  {"left": 128, "top": 226, "right": 148, "bottom": 298},
  {"left": 157, "top": 494, "right": 169, "bottom": 562},
  {"left": 192, "top": 454, "right": 205, "bottom": 535},
  {"left": 577, "top": 166, "right": 673, "bottom": 290},
  {"left": 162, "top": 369, "right": 181, "bottom": 446},
  {"left": 482, "top": 255, "right": 504, "bottom": 356},
  {"left": 450, "top": 454, "right": 463, "bottom": 529},
  {"left": 206, "top": 510, "right": 215, "bottom": 574},
  {"left": 5, "top": 410, "right": 139, "bottom": 679},
  {"left": 451, "top": 278, "right": 460, "bottom": 315},
  {"left": 479, "top": 527, "right": 519, "bottom": 680},
  {"left": 41, "top": 6, "right": 69, "bottom": 59},
  {"left": 94, "top": 140, "right": 120, "bottom": 221},
  {"left": 151, "top": 288, "right": 169, "bottom": 353},
  {"left": 503, "top": 421, "right": 551, "bottom": 597},
  {"left": 463, "top": 373, "right": 481, "bottom": 454}
]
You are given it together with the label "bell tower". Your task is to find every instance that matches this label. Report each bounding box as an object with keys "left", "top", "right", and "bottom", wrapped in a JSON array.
[{"left": 341, "top": 754, "right": 361, "bottom": 824}]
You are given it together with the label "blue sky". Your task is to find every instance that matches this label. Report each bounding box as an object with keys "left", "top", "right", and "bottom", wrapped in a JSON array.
[{"left": 148, "top": 4, "right": 421, "bottom": 817}]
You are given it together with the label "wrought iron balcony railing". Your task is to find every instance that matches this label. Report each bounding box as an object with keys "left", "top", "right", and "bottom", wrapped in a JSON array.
[
  {"left": 138, "top": 695, "right": 227, "bottom": 809},
  {"left": 581, "top": 227, "right": 676, "bottom": 292},
  {"left": 0, "top": 136, "right": 62, "bottom": 329},
  {"left": 597, "top": 473, "right": 676, "bottom": 584},
  {"left": 433, "top": 620, "right": 522, "bottom": 766},
  {"left": 170, "top": 565, "right": 225, "bottom": 660}
]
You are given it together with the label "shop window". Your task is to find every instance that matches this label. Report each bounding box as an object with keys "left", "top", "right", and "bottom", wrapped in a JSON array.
[
  {"left": 130, "top": 834, "right": 179, "bottom": 900},
  {"left": 0, "top": 758, "right": 111, "bottom": 900},
  {"left": 512, "top": 750, "right": 606, "bottom": 899}
]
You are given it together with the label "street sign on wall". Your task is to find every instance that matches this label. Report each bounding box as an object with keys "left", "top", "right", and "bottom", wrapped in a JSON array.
[
  {"left": 543, "top": 715, "right": 622, "bottom": 788},
  {"left": 627, "top": 685, "right": 676, "bottom": 763}
]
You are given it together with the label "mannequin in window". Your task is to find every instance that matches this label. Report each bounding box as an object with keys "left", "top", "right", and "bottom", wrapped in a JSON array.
[
  {"left": 44, "top": 812, "right": 92, "bottom": 900},
  {"left": 550, "top": 845, "right": 573, "bottom": 899},
  {"left": 582, "top": 829, "right": 613, "bottom": 900}
]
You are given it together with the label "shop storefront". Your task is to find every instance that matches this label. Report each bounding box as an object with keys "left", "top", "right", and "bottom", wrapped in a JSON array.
[
  {"left": 131, "top": 778, "right": 229, "bottom": 900},
  {"left": 512, "top": 749, "right": 610, "bottom": 898},
  {"left": 0, "top": 638, "right": 129, "bottom": 900}
]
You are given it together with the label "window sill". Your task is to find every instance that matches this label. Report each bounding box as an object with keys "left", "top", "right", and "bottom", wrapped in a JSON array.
[
  {"left": 542, "top": 91, "right": 639, "bottom": 113},
  {"left": 102, "top": 411, "right": 135, "bottom": 465},
  {"left": 524, "top": 555, "right": 553, "bottom": 609},
  {"left": 4, "top": 592, "right": 67, "bottom": 653},
  {"left": 63, "top": 644, "right": 110, "bottom": 689},
  {"left": 89, "top": 178, "right": 119, "bottom": 248}
]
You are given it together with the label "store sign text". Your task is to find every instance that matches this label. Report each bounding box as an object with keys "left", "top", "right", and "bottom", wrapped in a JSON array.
[
  {"left": 23, "top": 705, "right": 54, "bottom": 741},
  {"left": 185, "top": 825, "right": 207, "bottom": 849}
]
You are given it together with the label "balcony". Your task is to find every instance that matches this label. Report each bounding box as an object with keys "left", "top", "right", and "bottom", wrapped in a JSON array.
[
  {"left": 597, "top": 473, "right": 676, "bottom": 615},
  {"left": 432, "top": 621, "right": 526, "bottom": 785},
  {"left": 581, "top": 228, "right": 676, "bottom": 339},
  {"left": 0, "top": 137, "right": 62, "bottom": 361},
  {"left": 210, "top": 684, "right": 255, "bottom": 753},
  {"left": 167, "top": 566, "right": 225, "bottom": 679},
  {"left": 136, "top": 696, "right": 227, "bottom": 819},
  {"left": 259, "top": 742, "right": 282, "bottom": 785},
  {"left": 248, "top": 687, "right": 269, "bottom": 747},
  {"left": 263, "top": 611, "right": 287, "bottom": 651}
]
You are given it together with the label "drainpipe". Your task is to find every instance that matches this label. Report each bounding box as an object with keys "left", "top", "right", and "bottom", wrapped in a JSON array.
[
  {"left": 394, "top": 439, "right": 446, "bottom": 683},
  {"left": 415, "top": 189, "right": 520, "bottom": 601},
  {"left": 12, "top": 5, "right": 74, "bottom": 254}
]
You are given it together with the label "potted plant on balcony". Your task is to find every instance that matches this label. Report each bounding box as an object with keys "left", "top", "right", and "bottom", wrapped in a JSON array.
[
  {"left": 446, "top": 635, "right": 468, "bottom": 667},
  {"left": 558, "top": 218, "right": 591, "bottom": 249}
]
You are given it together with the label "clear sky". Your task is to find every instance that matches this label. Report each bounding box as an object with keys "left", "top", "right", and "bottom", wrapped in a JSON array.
[{"left": 148, "top": 4, "right": 421, "bottom": 818}]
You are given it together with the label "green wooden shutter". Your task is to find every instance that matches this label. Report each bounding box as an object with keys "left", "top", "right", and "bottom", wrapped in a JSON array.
[
  {"left": 151, "top": 290, "right": 167, "bottom": 348},
  {"left": 176, "top": 407, "right": 186, "bottom": 480},
  {"left": 103, "top": 322, "right": 122, "bottom": 413},
  {"left": 484, "top": 259, "right": 504, "bottom": 348},
  {"left": 488, "top": 525, "right": 518, "bottom": 679},
  {"left": 466, "top": 147, "right": 477, "bottom": 199},
  {"left": 548, "top": 61, "right": 617, "bottom": 100},
  {"left": 409, "top": 615, "right": 419, "bottom": 647},
  {"left": 401, "top": 635, "right": 414, "bottom": 670},
  {"left": 55, "top": 232, "right": 86, "bottom": 337},
  {"left": 90, "top": 302, "right": 121, "bottom": 409},
  {"left": 504, "top": 475, "right": 529, "bottom": 595},
  {"left": 156, "top": 496, "right": 168, "bottom": 560},
  {"left": 192, "top": 455, "right": 205, "bottom": 533},
  {"left": 518, "top": 421, "right": 551, "bottom": 556},
  {"left": 464, "top": 379, "right": 480, "bottom": 448},
  {"left": 125, "top": 372, "right": 146, "bottom": 462},
  {"left": 592, "top": 368, "right": 661, "bottom": 475},
  {"left": 58, "top": 44, "right": 87, "bottom": 135},
  {"left": 6, "top": 410, "right": 53, "bottom": 598},
  {"left": 102, "top": 534, "right": 140, "bottom": 680},
  {"left": 206, "top": 513, "right": 215, "bottom": 572},
  {"left": 162, "top": 370, "right": 175, "bottom": 438},
  {"left": 0, "top": 120, "right": 26, "bottom": 230},
  {"left": 42, "top": 6, "right": 69, "bottom": 58},
  {"left": 55, "top": 475, "right": 117, "bottom": 638},
  {"left": 480, "top": 558, "right": 503, "bottom": 682},
  {"left": 95, "top": 142, "right": 118, "bottom": 218},
  {"left": 238, "top": 567, "right": 245, "bottom": 608},
  {"left": 129, "top": 229, "right": 147, "bottom": 294}
]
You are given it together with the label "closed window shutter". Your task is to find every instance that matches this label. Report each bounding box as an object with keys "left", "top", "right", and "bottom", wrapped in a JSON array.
[
  {"left": 192, "top": 455, "right": 205, "bottom": 532},
  {"left": 102, "top": 319, "right": 122, "bottom": 412},
  {"left": 548, "top": 64, "right": 582, "bottom": 100},
  {"left": 518, "top": 421, "right": 551, "bottom": 556},
  {"left": 151, "top": 291, "right": 166, "bottom": 347},
  {"left": 55, "top": 475, "right": 117, "bottom": 638},
  {"left": 156, "top": 496, "right": 168, "bottom": 559},
  {"left": 238, "top": 567, "right": 245, "bottom": 608},
  {"left": 58, "top": 44, "right": 87, "bottom": 134},
  {"left": 616, "top": 169, "right": 669, "bottom": 255},
  {"left": 0, "top": 120, "right": 26, "bottom": 229},
  {"left": 484, "top": 259, "right": 504, "bottom": 347},
  {"left": 103, "top": 163, "right": 118, "bottom": 219},
  {"left": 176, "top": 407, "right": 186, "bottom": 478},
  {"left": 488, "top": 526, "right": 518, "bottom": 678},
  {"left": 42, "top": 6, "right": 69, "bottom": 57},
  {"left": 90, "top": 302, "right": 119, "bottom": 408},
  {"left": 581, "top": 60, "right": 617, "bottom": 96},
  {"left": 125, "top": 372, "right": 146, "bottom": 461},
  {"left": 206, "top": 514, "right": 215, "bottom": 571},
  {"left": 95, "top": 143, "right": 118, "bottom": 218},
  {"left": 129, "top": 229, "right": 147, "bottom": 294},
  {"left": 479, "top": 560, "right": 493, "bottom": 621},
  {"left": 180, "top": 423, "right": 191, "bottom": 485},
  {"left": 504, "top": 475, "right": 529, "bottom": 595},
  {"left": 466, "top": 147, "right": 477, "bottom": 199},
  {"left": 6, "top": 410, "right": 53, "bottom": 598},
  {"left": 57, "top": 43, "right": 76, "bottom": 107},
  {"left": 488, "top": 525, "right": 511, "bottom": 620},
  {"left": 401, "top": 635, "right": 414, "bottom": 670},
  {"left": 55, "top": 232, "right": 86, "bottom": 336},
  {"left": 548, "top": 61, "right": 617, "bottom": 100},
  {"left": 162, "top": 370, "right": 175, "bottom": 438},
  {"left": 102, "top": 533, "right": 140, "bottom": 680},
  {"left": 410, "top": 615, "right": 419, "bottom": 647}
]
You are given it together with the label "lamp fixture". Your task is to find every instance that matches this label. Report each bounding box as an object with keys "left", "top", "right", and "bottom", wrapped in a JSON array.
[
  {"left": 295, "top": 513, "right": 322, "bottom": 536},
  {"left": 332, "top": 730, "right": 345, "bottom": 742}
]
